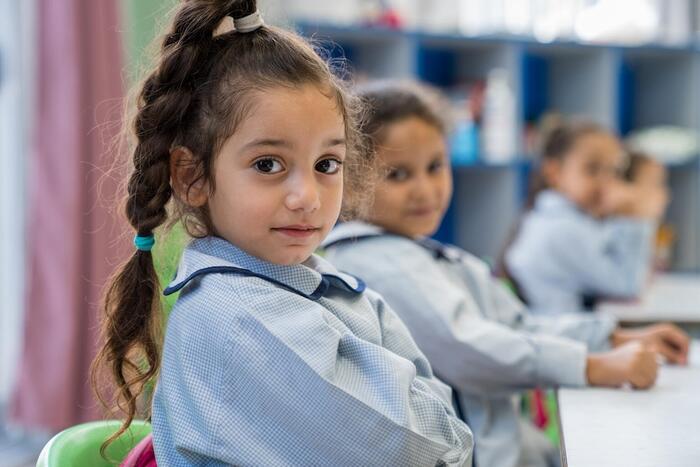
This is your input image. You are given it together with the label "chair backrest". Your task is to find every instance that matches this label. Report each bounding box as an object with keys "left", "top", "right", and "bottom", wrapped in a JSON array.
[
  {"left": 36, "top": 420, "right": 152, "bottom": 467},
  {"left": 121, "top": 433, "right": 155, "bottom": 467}
]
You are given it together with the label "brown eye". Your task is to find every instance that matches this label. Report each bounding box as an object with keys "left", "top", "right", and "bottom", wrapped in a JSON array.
[
  {"left": 428, "top": 159, "right": 444, "bottom": 173},
  {"left": 387, "top": 167, "right": 409, "bottom": 182},
  {"left": 316, "top": 158, "right": 342, "bottom": 174},
  {"left": 254, "top": 158, "right": 283, "bottom": 174}
]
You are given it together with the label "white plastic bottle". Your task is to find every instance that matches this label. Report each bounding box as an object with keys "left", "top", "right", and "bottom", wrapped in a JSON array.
[{"left": 482, "top": 68, "right": 517, "bottom": 163}]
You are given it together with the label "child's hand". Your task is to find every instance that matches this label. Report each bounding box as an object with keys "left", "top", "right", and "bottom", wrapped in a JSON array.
[
  {"left": 634, "top": 185, "right": 669, "bottom": 220},
  {"left": 586, "top": 341, "right": 658, "bottom": 389},
  {"left": 601, "top": 180, "right": 668, "bottom": 219},
  {"left": 599, "top": 180, "right": 637, "bottom": 217},
  {"left": 611, "top": 323, "right": 690, "bottom": 365}
]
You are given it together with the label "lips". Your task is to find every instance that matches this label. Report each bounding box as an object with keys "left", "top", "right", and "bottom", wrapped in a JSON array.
[
  {"left": 406, "top": 207, "right": 437, "bottom": 217},
  {"left": 271, "top": 225, "right": 321, "bottom": 238}
]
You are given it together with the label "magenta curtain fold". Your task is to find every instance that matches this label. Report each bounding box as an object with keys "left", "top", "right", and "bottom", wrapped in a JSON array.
[{"left": 10, "top": 0, "right": 130, "bottom": 430}]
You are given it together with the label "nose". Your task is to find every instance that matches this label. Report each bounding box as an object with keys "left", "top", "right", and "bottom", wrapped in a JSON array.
[
  {"left": 285, "top": 170, "right": 321, "bottom": 213},
  {"left": 602, "top": 165, "right": 620, "bottom": 182},
  {"left": 410, "top": 172, "right": 433, "bottom": 201}
]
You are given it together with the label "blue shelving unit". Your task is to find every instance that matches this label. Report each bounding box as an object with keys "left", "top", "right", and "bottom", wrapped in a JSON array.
[{"left": 297, "top": 22, "right": 700, "bottom": 270}]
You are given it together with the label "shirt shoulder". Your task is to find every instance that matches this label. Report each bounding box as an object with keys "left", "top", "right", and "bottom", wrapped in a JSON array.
[
  {"left": 523, "top": 206, "right": 599, "bottom": 248},
  {"left": 328, "top": 234, "right": 435, "bottom": 273}
]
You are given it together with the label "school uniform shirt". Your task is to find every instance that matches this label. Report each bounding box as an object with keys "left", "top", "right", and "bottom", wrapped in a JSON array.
[
  {"left": 323, "top": 221, "right": 618, "bottom": 467},
  {"left": 505, "top": 190, "right": 655, "bottom": 313},
  {"left": 151, "top": 236, "right": 473, "bottom": 467}
]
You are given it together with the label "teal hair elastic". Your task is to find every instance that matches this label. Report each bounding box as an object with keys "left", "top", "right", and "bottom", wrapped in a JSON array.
[{"left": 134, "top": 234, "right": 155, "bottom": 252}]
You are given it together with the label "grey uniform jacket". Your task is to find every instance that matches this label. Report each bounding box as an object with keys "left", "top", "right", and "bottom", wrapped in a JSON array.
[{"left": 323, "top": 222, "right": 617, "bottom": 467}]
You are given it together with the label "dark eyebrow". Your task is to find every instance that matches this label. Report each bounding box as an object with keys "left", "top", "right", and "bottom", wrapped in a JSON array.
[
  {"left": 241, "top": 138, "right": 293, "bottom": 152},
  {"left": 241, "top": 137, "right": 346, "bottom": 151},
  {"left": 325, "top": 138, "right": 346, "bottom": 147}
]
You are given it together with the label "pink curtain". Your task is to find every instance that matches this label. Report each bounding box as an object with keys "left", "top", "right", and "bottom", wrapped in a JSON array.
[{"left": 11, "top": 0, "right": 129, "bottom": 431}]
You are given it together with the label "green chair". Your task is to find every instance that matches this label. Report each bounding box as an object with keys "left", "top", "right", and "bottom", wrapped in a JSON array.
[{"left": 36, "top": 420, "right": 151, "bottom": 467}]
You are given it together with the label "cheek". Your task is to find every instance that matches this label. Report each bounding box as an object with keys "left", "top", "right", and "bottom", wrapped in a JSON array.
[
  {"left": 208, "top": 186, "right": 235, "bottom": 221},
  {"left": 563, "top": 168, "right": 588, "bottom": 190},
  {"left": 324, "top": 178, "right": 343, "bottom": 211},
  {"left": 441, "top": 172, "right": 453, "bottom": 201},
  {"left": 576, "top": 178, "right": 602, "bottom": 203},
  {"left": 211, "top": 178, "right": 275, "bottom": 226},
  {"left": 374, "top": 183, "right": 404, "bottom": 212}
]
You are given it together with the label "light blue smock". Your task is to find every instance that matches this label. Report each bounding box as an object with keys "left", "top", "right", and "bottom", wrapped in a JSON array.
[
  {"left": 505, "top": 190, "right": 655, "bottom": 313},
  {"left": 323, "top": 222, "right": 618, "bottom": 467},
  {"left": 151, "top": 236, "right": 473, "bottom": 466}
]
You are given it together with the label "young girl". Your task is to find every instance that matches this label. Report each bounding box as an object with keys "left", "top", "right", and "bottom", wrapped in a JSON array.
[
  {"left": 91, "top": 3, "right": 473, "bottom": 465},
  {"left": 322, "top": 81, "right": 689, "bottom": 467},
  {"left": 504, "top": 121, "right": 668, "bottom": 313}
]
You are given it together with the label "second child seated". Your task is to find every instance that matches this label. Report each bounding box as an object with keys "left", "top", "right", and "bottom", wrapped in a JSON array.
[
  {"left": 504, "top": 121, "right": 669, "bottom": 313},
  {"left": 323, "top": 82, "right": 689, "bottom": 467}
]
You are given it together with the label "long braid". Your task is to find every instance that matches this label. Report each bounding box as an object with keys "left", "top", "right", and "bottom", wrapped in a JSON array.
[{"left": 91, "top": 0, "right": 250, "bottom": 453}]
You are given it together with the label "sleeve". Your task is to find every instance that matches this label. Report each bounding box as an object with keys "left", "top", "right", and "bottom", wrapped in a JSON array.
[
  {"left": 166, "top": 285, "right": 473, "bottom": 467},
  {"left": 518, "top": 312, "right": 618, "bottom": 352},
  {"left": 366, "top": 261, "right": 589, "bottom": 398},
  {"left": 366, "top": 289, "right": 461, "bottom": 407},
  {"left": 549, "top": 217, "right": 655, "bottom": 298},
  {"left": 486, "top": 273, "right": 618, "bottom": 352}
]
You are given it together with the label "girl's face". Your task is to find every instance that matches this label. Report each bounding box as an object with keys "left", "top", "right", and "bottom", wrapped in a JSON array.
[
  {"left": 544, "top": 132, "right": 624, "bottom": 217},
  {"left": 367, "top": 117, "right": 452, "bottom": 238},
  {"left": 182, "top": 84, "right": 347, "bottom": 265}
]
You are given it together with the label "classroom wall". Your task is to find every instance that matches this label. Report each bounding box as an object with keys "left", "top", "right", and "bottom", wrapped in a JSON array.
[
  {"left": 116, "top": 0, "right": 700, "bottom": 272},
  {"left": 290, "top": 2, "right": 700, "bottom": 271}
]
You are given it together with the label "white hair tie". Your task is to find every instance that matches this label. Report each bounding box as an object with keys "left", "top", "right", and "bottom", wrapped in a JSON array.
[{"left": 233, "top": 10, "right": 264, "bottom": 33}]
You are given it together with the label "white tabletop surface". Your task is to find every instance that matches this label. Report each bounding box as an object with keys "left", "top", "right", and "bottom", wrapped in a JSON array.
[
  {"left": 558, "top": 342, "right": 700, "bottom": 467},
  {"left": 597, "top": 273, "right": 700, "bottom": 323}
]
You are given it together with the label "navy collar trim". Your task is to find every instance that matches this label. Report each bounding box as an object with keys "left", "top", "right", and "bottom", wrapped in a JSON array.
[
  {"left": 164, "top": 236, "right": 365, "bottom": 300},
  {"left": 321, "top": 231, "right": 391, "bottom": 250},
  {"left": 164, "top": 265, "right": 364, "bottom": 301},
  {"left": 324, "top": 222, "right": 462, "bottom": 263},
  {"left": 415, "top": 237, "right": 463, "bottom": 262}
]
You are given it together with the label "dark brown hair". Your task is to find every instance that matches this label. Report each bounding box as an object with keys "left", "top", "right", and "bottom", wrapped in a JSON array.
[
  {"left": 91, "top": 0, "right": 369, "bottom": 453},
  {"left": 355, "top": 80, "right": 451, "bottom": 153}
]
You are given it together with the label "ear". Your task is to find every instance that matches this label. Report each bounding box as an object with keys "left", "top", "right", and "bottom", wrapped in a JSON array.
[
  {"left": 170, "top": 146, "right": 209, "bottom": 207},
  {"left": 541, "top": 158, "right": 562, "bottom": 189}
]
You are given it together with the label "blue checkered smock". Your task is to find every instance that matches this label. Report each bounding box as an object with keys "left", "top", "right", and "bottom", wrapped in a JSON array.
[{"left": 151, "top": 236, "right": 473, "bottom": 466}]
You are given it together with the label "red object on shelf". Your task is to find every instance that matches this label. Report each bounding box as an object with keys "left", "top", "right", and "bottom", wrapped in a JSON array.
[{"left": 364, "top": 7, "right": 403, "bottom": 29}]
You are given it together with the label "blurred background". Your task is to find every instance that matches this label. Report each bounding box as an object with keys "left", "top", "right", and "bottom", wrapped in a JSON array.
[{"left": 1, "top": 1, "right": 699, "bottom": 465}]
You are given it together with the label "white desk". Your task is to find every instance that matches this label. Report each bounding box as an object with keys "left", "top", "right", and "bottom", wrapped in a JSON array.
[
  {"left": 557, "top": 342, "right": 700, "bottom": 467},
  {"left": 597, "top": 273, "right": 700, "bottom": 324}
]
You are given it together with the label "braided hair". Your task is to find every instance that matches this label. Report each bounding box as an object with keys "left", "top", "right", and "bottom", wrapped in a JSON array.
[{"left": 91, "top": 0, "right": 370, "bottom": 452}]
